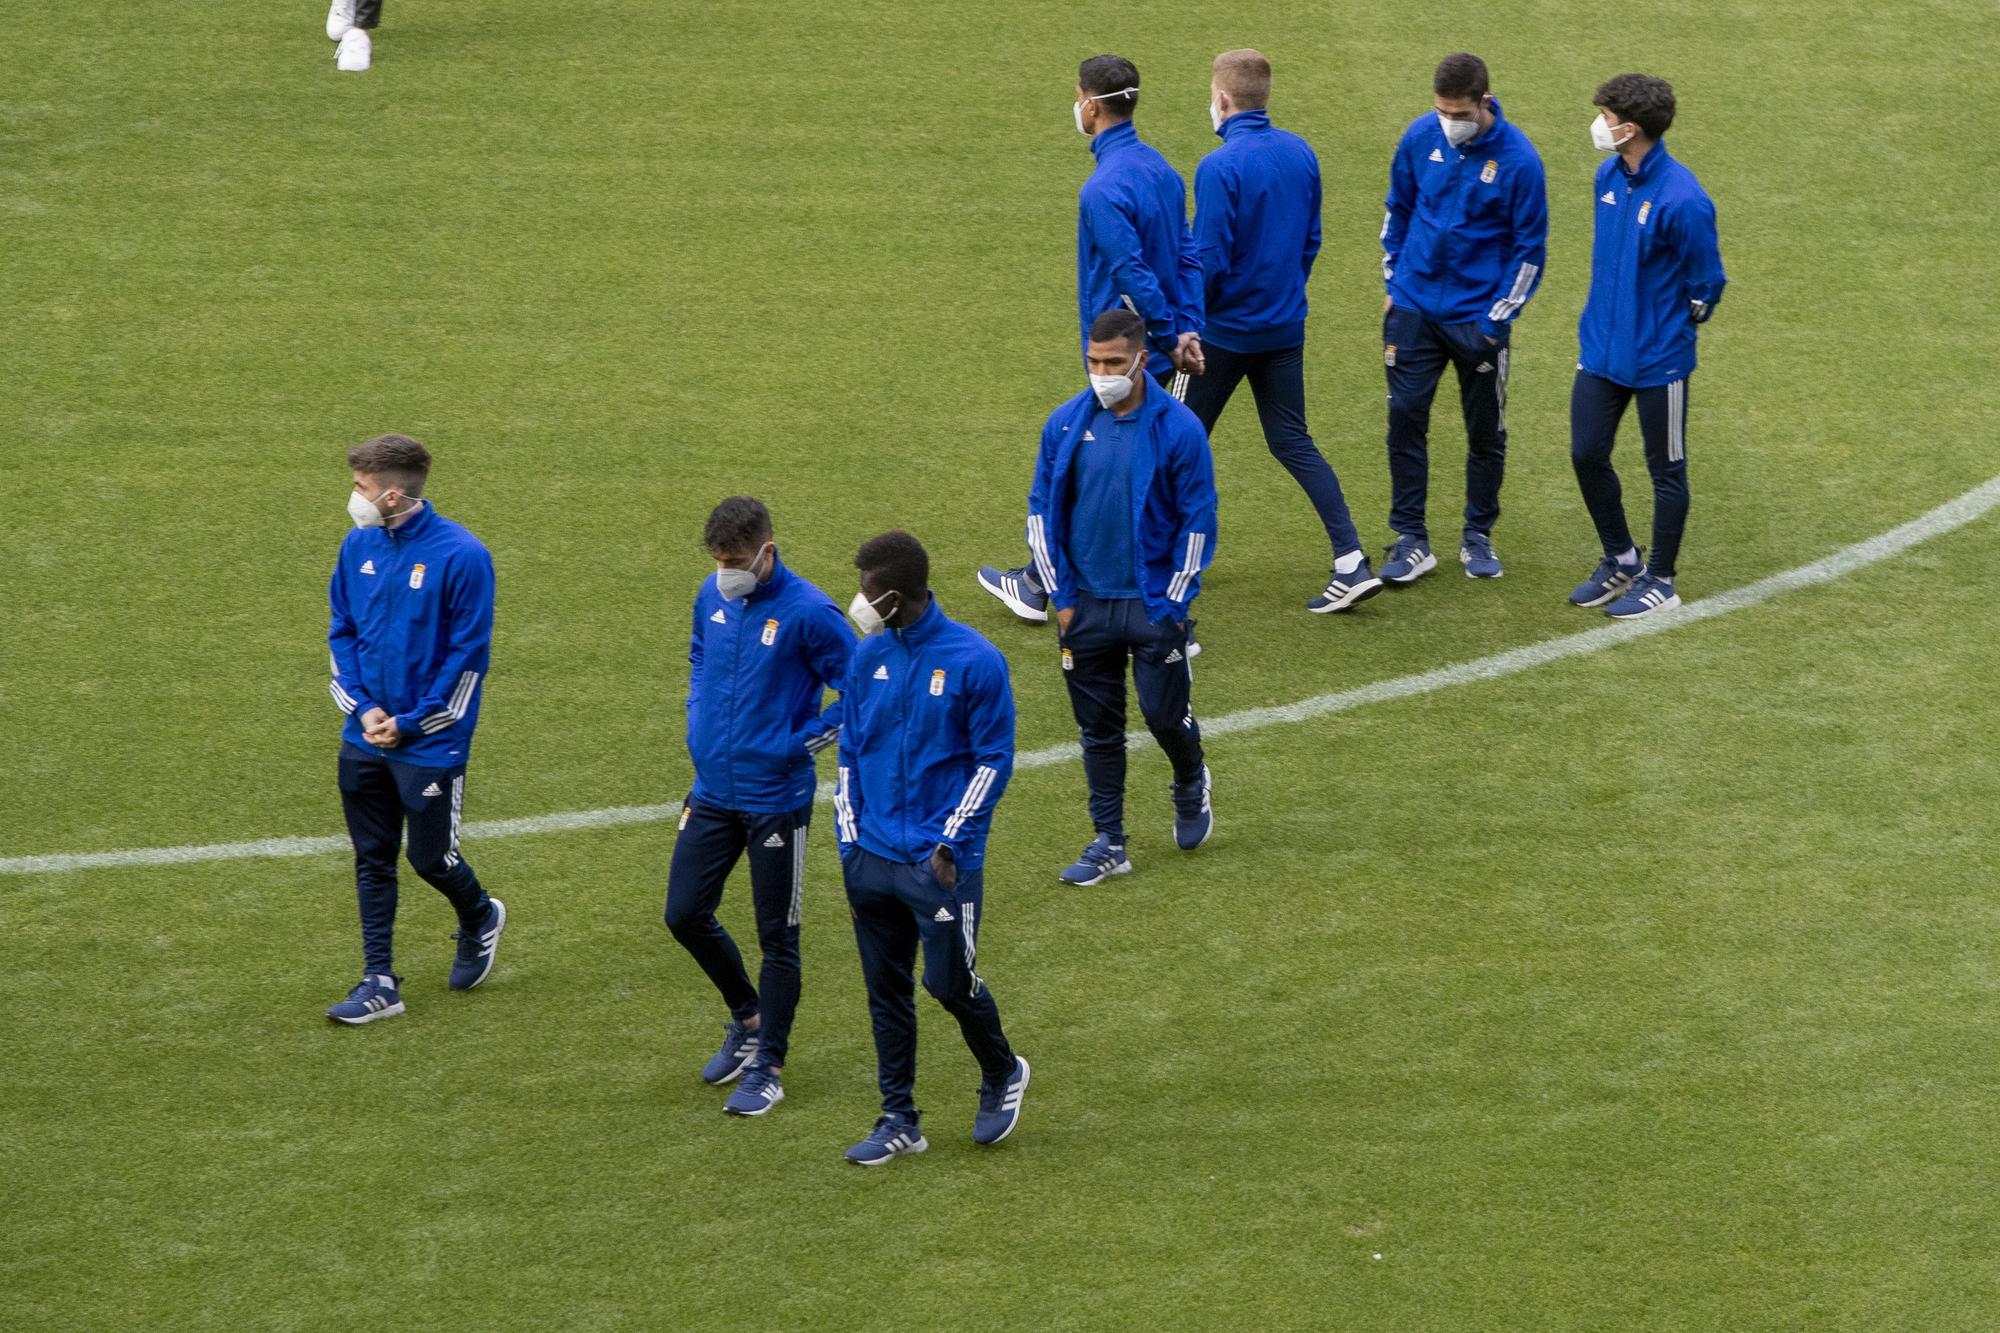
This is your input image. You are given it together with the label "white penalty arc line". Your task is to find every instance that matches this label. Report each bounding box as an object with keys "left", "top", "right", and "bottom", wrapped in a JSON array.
[{"left": 6, "top": 473, "right": 1998, "bottom": 879}]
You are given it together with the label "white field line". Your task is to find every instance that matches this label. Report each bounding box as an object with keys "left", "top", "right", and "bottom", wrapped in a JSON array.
[{"left": 6, "top": 473, "right": 1997, "bottom": 879}]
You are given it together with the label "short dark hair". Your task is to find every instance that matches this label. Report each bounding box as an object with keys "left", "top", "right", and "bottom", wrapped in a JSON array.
[
  {"left": 1433, "top": 53, "right": 1489, "bottom": 101},
  {"left": 346, "top": 434, "right": 431, "bottom": 495},
  {"left": 1079, "top": 54, "right": 1140, "bottom": 117},
  {"left": 1594, "top": 73, "right": 1676, "bottom": 140},
  {"left": 1089, "top": 306, "right": 1146, "bottom": 349},
  {"left": 704, "top": 496, "right": 772, "bottom": 553},
  {"left": 854, "top": 530, "right": 929, "bottom": 602}
]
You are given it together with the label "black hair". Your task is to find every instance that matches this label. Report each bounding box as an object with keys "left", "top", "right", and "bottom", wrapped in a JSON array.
[
  {"left": 1433, "top": 53, "right": 1489, "bottom": 101},
  {"left": 347, "top": 434, "right": 431, "bottom": 495},
  {"left": 1079, "top": 54, "right": 1140, "bottom": 117},
  {"left": 704, "top": 496, "right": 772, "bottom": 553},
  {"left": 854, "top": 530, "right": 929, "bottom": 602},
  {"left": 1089, "top": 306, "right": 1146, "bottom": 349},
  {"left": 1594, "top": 73, "right": 1676, "bottom": 140}
]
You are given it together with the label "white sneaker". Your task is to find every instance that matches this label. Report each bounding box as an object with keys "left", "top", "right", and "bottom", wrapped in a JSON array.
[
  {"left": 326, "top": 0, "right": 357, "bottom": 40},
  {"left": 335, "top": 27, "right": 371, "bottom": 71}
]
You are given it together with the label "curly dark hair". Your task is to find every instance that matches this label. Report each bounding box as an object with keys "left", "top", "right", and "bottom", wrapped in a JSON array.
[
  {"left": 854, "top": 530, "right": 929, "bottom": 602},
  {"left": 704, "top": 496, "right": 773, "bottom": 554},
  {"left": 1594, "top": 73, "right": 1676, "bottom": 140}
]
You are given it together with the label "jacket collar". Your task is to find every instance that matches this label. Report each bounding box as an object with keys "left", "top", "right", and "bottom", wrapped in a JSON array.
[
  {"left": 743, "top": 550, "right": 792, "bottom": 605},
  {"left": 1467, "top": 96, "right": 1507, "bottom": 148},
  {"left": 892, "top": 594, "right": 948, "bottom": 647},
  {"left": 1216, "top": 108, "right": 1271, "bottom": 141},
  {"left": 1089, "top": 118, "right": 1139, "bottom": 162},
  {"left": 1619, "top": 138, "right": 1671, "bottom": 185},
  {"left": 386, "top": 501, "right": 437, "bottom": 539}
]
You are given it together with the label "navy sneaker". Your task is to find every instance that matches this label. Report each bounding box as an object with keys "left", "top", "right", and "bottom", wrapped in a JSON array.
[
  {"left": 973, "top": 1056, "right": 1031, "bottom": 1145},
  {"left": 1569, "top": 551, "right": 1643, "bottom": 607},
  {"left": 976, "top": 564, "right": 1049, "bottom": 624},
  {"left": 1459, "top": 533, "right": 1503, "bottom": 579},
  {"left": 700, "top": 1019, "right": 762, "bottom": 1085},
  {"left": 1172, "top": 765, "right": 1213, "bottom": 851},
  {"left": 1381, "top": 535, "right": 1437, "bottom": 584},
  {"left": 845, "top": 1114, "right": 928, "bottom": 1166},
  {"left": 1604, "top": 571, "right": 1681, "bottom": 619},
  {"left": 723, "top": 1063, "right": 785, "bottom": 1117},
  {"left": 1306, "top": 557, "right": 1384, "bottom": 613},
  {"left": 448, "top": 897, "right": 506, "bottom": 991},
  {"left": 327, "top": 974, "right": 403, "bottom": 1026},
  {"left": 1058, "top": 834, "right": 1132, "bottom": 886}
]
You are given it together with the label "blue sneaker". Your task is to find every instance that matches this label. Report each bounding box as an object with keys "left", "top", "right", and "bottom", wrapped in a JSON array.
[
  {"left": 326, "top": 974, "right": 403, "bottom": 1026},
  {"left": 1058, "top": 834, "right": 1132, "bottom": 886},
  {"left": 976, "top": 564, "right": 1049, "bottom": 624},
  {"left": 1381, "top": 535, "right": 1437, "bottom": 584},
  {"left": 1459, "top": 533, "right": 1503, "bottom": 579},
  {"left": 1604, "top": 571, "right": 1681, "bottom": 620},
  {"left": 723, "top": 1063, "right": 785, "bottom": 1117},
  {"left": 973, "top": 1056, "right": 1031, "bottom": 1145},
  {"left": 1172, "top": 765, "right": 1213, "bottom": 851},
  {"left": 448, "top": 897, "right": 506, "bottom": 990},
  {"left": 1306, "top": 556, "right": 1384, "bottom": 613},
  {"left": 844, "top": 1114, "right": 928, "bottom": 1166},
  {"left": 1569, "top": 550, "right": 1643, "bottom": 607},
  {"left": 700, "top": 1019, "right": 762, "bottom": 1085}
]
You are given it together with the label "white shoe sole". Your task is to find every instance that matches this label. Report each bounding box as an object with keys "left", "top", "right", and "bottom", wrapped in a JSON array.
[
  {"left": 725, "top": 1086, "right": 784, "bottom": 1117},
  {"left": 849, "top": 1136, "right": 928, "bottom": 1166},
  {"left": 1059, "top": 859, "right": 1132, "bottom": 887},
  {"left": 1384, "top": 553, "right": 1437, "bottom": 584},
  {"left": 1606, "top": 593, "right": 1682, "bottom": 620},
  {"left": 978, "top": 1058, "right": 1031, "bottom": 1145},
  {"left": 976, "top": 570, "right": 1049, "bottom": 624},
  {"left": 1308, "top": 576, "right": 1384, "bottom": 613},
  {"left": 453, "top": 898, "right": 505, "bottom": 991},
  {"left": 329, "top": 1000, "right": 404, "bottom": 1026}
]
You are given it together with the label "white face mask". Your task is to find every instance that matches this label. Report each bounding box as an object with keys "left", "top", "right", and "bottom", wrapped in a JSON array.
[
  {"left": 347, "top": 487, "right": 390, "bottom": 528},
  {"left": 714, "top": 542, "right": 772, "bottom": 602},
  {"left": 1438, "top": 112, "right": 1479, "bottom": 147},
  {"left": 1074, "top": 85, "right": 1136, "bottom": 135},
  {"left": 1210, "top": 97, "right": 1226, "bottom": 132},
  {"left": 1088, "top": 349, "right": 1144, "bottom": 409},
  {"left": 848, "top": 588, "right": 899, "bottom": 635},
  {"left": 1591, "top": 114, "right": 1626, "bottom": 153}
]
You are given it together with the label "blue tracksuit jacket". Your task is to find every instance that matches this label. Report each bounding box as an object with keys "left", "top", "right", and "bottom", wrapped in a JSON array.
[
  {"left": 1382, "top": 99, "right": 1550, "bottom": 340},
  {"left": 833, "top": 600, "right": 1014, "bottom": 871},
  {"left": 1025, "top": 381, "right": 1218, "bottom": 623},
  {"left": 1078, "top": 120, "right": 1203, "bottom": 364},
  {"left": 1192, "top": 110, "right": 1322, "bottom": 353},
  {"left": 328, "top": 502, "right": 494, "bottom": 767},
  {"left": 1577, "top": 140, "right": 1727, "bottom": 389},
  {"left": 685, "top": 552, "right": 853, "bottom": 814}
]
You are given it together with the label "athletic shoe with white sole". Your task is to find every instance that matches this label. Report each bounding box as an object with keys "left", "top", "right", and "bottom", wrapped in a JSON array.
[
  {"left": 1306, "top": 557, "right": 1384, "bottom": 613},
  {"left": 335, "top": 27, "right": 371, "bottom": 71},
  {"left": 327, "top": 974, "right": 403, "bottom": 1025},
  {"left": 1058, "top": 834, "right": 1132, "bottom": 886},
  {"left": 326, "top": 0, "right": 357, "bottom": 39},
  {"left": 700, "top": 1019, "right": 761, "bottom": 1085},
  {"left": 1569, "top": 551, "right": 1643, "bottom": 608},
  {"left": 1380, "top": 535, "right": 1437, "bottom": 584},
  {"left": 723, "top": 1064, "right": 785, "bottom": 1117},
  {"left": 845, "top": 1114, "right": 928, "bottom": 1166},
  {"left": 1459, "top": 533, "right": 1504, "bottom": 579},
  {"left": 448, "top": 898, "right": 506, "bottom": 990},
  {"left": 976, "top": 564, "right": 1049, "bottom": 623},
  {"left": 1172, "top": 765, "right": 1213, "bottom": 850},
  {"left": 1604, "top": 571, "right": 1681, "bottom": 619},
  {"left": 972, "top": 1056, "right": 1031, "bottom": 1145}
]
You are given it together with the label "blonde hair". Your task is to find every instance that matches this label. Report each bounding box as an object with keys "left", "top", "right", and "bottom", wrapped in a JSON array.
[{"left": 1213, "top": 49, "right": 1272, "bottom": 110}]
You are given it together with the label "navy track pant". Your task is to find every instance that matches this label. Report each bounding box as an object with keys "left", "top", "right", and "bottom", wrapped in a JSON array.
[
  {"left": 1181, "top": 340, "right": 1361, "bottom": 559},
  {"left": 664, "top": 800, "right": 811, "bottom": 1068},
  {"left": 355, "top": 0, "right": 383, "bottom": 28},
  {"left": 843, "top": 847, "right": 1015, "bottom": 1120},
  {"left": 1383, "top": 305, "right": 1510, "bottom": 541},
  {"left": 1059, "top": 592, "right": 1204, "bottom": 841},
  {"left": 337, "top": 742, "right": 492, "bottom": 977},
  {"left": 1570, "top": 368, "right": 1692, "bottom": 579}
]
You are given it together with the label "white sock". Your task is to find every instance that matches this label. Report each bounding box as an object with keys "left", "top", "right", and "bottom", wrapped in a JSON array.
[
  {"left": 372, "top": 973, "right": 396, "bottom": 989},
  {"left": 1334, "top": 550, "right": 1364, "bottom": 575},
  {"left": 1616, "top": 547, "right": 1640, "bottom": 567}
]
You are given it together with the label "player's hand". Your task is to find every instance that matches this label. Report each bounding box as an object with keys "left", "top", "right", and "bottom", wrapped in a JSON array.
[
  {"left": 360, "top": 706, "right": 390, "bottom": 733},
  {"left": 1055, "top": 606, "right": 1075, "bottom": 638},
  {"left": 1483, "top": 335, "right": 1499, "bottom": 346},
  {"left": 1174, "top": 332, "right": 1205, "bottom": 375},
  {"left": 1384, "top": 294, "right": 1394, "bottom": 315},
  {"left": 366, "top": 715, "right": 402, "bottom": 748},
  {"left": 929, "top": 843, "right": 958, "bottom": 892}
]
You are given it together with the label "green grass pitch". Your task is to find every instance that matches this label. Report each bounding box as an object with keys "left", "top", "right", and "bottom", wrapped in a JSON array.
[{"left": 4, "top": 1, "right": 1997, "bottom": 1328}]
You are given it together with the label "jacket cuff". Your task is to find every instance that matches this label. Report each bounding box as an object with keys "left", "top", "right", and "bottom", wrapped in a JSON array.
[{"left": 1478, "top": 316, "right": 1507, "bottom": 341}]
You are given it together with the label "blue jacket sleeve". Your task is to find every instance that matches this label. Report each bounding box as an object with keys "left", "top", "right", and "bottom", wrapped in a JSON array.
[
  {"left": 1176, "top": 216, "right": 1205, "bottom": 337},
  {"left": 833, "top": 690, "right": 862, "bottom": 857},
  {"left": 1672, "top": 193, "right": 1728, "bottom": 322},
  {"left": 937, "top": 650, "right": 1015, "bottom": 860},
  {"left": 685, "top": 591, "right": 704, "bottom": 726},
  {"left": 1162, "top": 416, "right": 1220, "bottom": 613},
  {"left": 1025, "top": 412, "right": 1076, "bottom": 612},
  {"left": 1303, "top": 152, "right": 1323, "bottom": 284},
  {"left": 1081, "top": 182, "right": 1171, "bottom": 336},
  {"left": 796, "top": 600, "right": 855, "bottom": 759},
  {"left": 1479, "top": 151, "right": 1550, "bottom": 340},
  {"left": 327, "top": 552, "right": 375, "bottom": 719},
  {"left": 1192, "top": 156, "right": 1236, "bottom": 317},
  {"left": 1382, "top": 133, "right": 1416, "bottom": 287},
  {"left": 393, "top": 544, "right": 495, "bottom": 740}
]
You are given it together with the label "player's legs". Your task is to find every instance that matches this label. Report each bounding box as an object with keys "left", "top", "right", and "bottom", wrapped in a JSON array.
[
  {"left": 1634, "top": 377, "right": 1691, "bottom": 581},
  {"left": 1128, "top": 605, "right": 1204, "bottom": 789},
  {"left": 900, "top": 863, "right": 1016, "bottom": 1084},
  {"left": 664, "top": 802, "right": 759, "bottom": 1023},
  {"left": 354, "top": 0, "right": 382, "bottom": 28},
  {"left": 844, "top": 848, "right": 923, "bottom": 1119},
  {"left": 394, "top": 762, "right": 493, "bottom": 931},
  {"left": 1058, "top": 593, "right": 1133, "bottom": 841},
  {"left": 1449, "top": 326, "right": 1510, "bottom": 540},
  {"left": 1384, "top": 307, "right": 1452, "bottom": 542},
  {"left": 1245, "top": 344, "right": 1363, "bottom": 560},
  {"left": 1570, "top": 369, "right": 1638, "bottom": 558},
  {"left": 337, "top": 743, "right": 404, "bottom": 976},
  {"left": 1180, "top": 340, "right": 1250, "bottom": 435},
  {"left": 739, "top": 803, "right": 812, "bottom": 1069}
]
